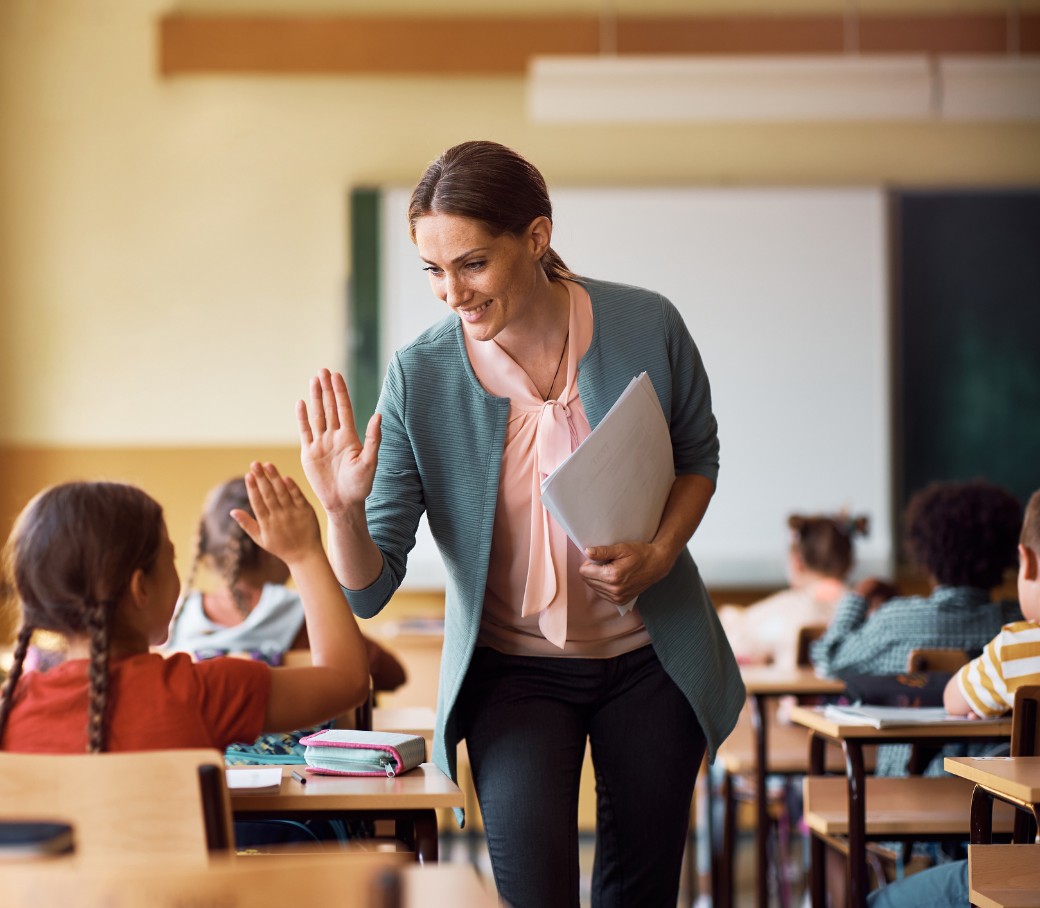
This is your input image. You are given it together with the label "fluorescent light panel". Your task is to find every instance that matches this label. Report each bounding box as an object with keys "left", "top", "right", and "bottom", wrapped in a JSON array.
[
  {"left": 529, "top": 54, "right": 1040, "bottom": 123},
  {"left": 528, "top": 55, "right": 935, "bottom": 123},
  {"left": 939, "top": 56, "right": 1040, "bottom": 120}
]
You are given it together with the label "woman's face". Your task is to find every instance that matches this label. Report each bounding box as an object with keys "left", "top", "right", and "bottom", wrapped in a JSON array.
[{"left": 414, "top": 213, "right": 548, "bottom": 343}]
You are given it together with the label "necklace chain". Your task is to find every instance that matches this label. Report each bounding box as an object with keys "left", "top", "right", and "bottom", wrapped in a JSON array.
[{"left": 543, "top": 331, "right": 569, "bottom": 401}]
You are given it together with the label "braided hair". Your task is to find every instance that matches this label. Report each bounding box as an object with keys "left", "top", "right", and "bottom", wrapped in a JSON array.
[
  {"left": 0, "top": 482, "right": 163, "bottom": 752},
  {"left": 179, "top": 477, "right": 263, "bottom": 619}
]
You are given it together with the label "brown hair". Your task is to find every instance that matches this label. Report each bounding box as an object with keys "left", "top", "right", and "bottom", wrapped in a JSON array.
[
  {"left": 407, "top": 140, "right": 573, "bottom": 282},
  {"left": 1021, "top": 489, "right": 1040, "bottom": 554},
  {"left": 0, "top": 482, "right": 164, "bottom": 752},
  {"left": 787, "top": 513, "right": 869, "bottom": 580},
  {"left": 180, "top": 477, "right": 262, "bottom": 619},
  {"left": 903, "top": 479, "right": 1021, "bottom": 589}
]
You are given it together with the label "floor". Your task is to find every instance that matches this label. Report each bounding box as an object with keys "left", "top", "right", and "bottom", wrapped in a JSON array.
[{"left": 440, "top": 828, "right": 809, "bottom": 908}]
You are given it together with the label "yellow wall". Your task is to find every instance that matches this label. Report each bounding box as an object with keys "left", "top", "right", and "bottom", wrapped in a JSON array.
[{"left": 1, "top": 0, "right": 1039, "bottom": 618}]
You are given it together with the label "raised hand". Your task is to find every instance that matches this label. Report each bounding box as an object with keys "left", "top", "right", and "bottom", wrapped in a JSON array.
[
  {"left": 230, "top": 462, "right": 321, "bottom": 567},
  {"left": 297, "top": 369, "right": 382, "bottom": 517}
]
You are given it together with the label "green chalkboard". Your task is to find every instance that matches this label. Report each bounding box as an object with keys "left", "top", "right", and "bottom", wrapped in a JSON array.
[
  {"left": 349, "top": 187, "right": 381, "bottom": 434},
  {"left": 894, "top": 189, "right": 1040, "bottom": 515}
]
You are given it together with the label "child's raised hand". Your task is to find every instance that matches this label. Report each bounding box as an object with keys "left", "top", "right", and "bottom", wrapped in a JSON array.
[{"left": 230, "top": 462, "right": 322, "bottom": 566}]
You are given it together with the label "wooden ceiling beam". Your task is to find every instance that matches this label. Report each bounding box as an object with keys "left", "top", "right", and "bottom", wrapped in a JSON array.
[{"left": 158, "top": 13, "right": 1040, "bottom": 77}]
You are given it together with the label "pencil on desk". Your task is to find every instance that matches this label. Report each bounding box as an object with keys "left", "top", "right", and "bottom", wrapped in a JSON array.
[{"left": 291, "top": 770, "right": 307, "bottom": 785}]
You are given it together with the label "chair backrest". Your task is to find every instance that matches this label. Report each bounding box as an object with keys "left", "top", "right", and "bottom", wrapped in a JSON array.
[
  {"left": 282, "top": 650, "right": 374, "bottom": 730},
  {"left": 796, "top": 624, "right": 829, "bottom": 669},
  {"left": 0, "top": 748, "right": 233, "bottom": 865},
  {"left": 1011, "top": 684, "right": 1040, "bottom": 757},
  {"left": 905, "top": 647, "right": 969, "bottom": 673}
]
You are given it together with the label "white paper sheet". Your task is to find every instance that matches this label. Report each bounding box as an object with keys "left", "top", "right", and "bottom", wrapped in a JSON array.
[
  {"left": 225, "top": 767, "right": 283, "bottom": 791},
  {"left": 540, "top": 372, "right": 675, "bottom": 615}
]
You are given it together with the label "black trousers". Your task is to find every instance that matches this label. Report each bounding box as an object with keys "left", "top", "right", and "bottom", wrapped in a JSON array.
[{"left": 457, "top": 643, "right": 706, "bottom": 908}]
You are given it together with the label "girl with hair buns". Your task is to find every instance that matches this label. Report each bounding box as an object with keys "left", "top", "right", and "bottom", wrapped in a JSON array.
[
  {"left": 0, "top": 462, "right": 370, "bottom": 754},
  {"left": 718, "top": 513, "right": 869, "bottom": 670},
  {"left": 165, "top": 476, "right": 405, "bottom": 695},
  {"left": 300, "top": 139, "right": 743, "bottom": 908}
]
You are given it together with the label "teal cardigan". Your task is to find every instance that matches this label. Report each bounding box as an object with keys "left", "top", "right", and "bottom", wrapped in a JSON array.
[{"left": 345, "top": 277, "right": 745, "bottom": 816}]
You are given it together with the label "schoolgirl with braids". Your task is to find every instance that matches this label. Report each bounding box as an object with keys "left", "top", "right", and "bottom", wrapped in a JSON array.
[
  {"left": 0, "top": 461, "right": 370, "bottom": 753},
  {"left": 166, "top": 475, "right": 405, "bottom": 694}
]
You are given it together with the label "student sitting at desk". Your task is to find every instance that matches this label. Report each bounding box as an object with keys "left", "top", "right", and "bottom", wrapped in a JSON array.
[
  {"left": 718, "top": 512, "right": 868, "bottom": 669},
  {"left": 944, "top": 486, "right": 1040, "bottom": 721},
  {"left": 165, "top": 476, "right": 406, "bottom": 696},
  {"left": 866, "top": 486, "right": 1040, "bottom": 907},
  {"left": 811, "top": 479, "right": 1023, "bottom": 776},
  {"left": 0, "top": 462, "right": 370, "bottom": 759}
]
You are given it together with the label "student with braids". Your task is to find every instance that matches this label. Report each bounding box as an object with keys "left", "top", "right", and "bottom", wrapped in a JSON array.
[
  {"left": 718, "top": 512, "right": 869, "bottom": 669},
  {"left": 0, "top": 462, "right": 370, "bottom": 754},
  {"left": 165, "top": 476, "right": 405, "bottom": 695}
]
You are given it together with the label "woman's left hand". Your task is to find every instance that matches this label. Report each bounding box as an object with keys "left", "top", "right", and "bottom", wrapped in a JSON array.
[{"left": 579, "top": 542, "right": 669, "bottom": 605}]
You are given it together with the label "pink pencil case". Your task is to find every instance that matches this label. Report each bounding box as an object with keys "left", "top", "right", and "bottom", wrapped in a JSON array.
[{"left": 298, "top": 729, "right": 426, "bottom": 778}]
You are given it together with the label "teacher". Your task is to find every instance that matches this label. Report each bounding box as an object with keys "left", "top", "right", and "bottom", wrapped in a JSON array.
[{"left": 299, "top": 140, "right": 744, "bottom": 908}]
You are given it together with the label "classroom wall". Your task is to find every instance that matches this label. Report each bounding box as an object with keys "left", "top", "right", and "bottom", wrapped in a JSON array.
[{"left": 1, "top": 0, "right": 1039, "bottom": 602}]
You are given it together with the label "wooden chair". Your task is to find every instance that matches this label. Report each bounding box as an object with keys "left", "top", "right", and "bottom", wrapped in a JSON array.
[
  {"left": 796, "top": 623, "right": 829, "bottom": 671},
  {"left": 1011, "top": 684, "right": 1040, "bottom": 758},
  {"left": 0, "top": 748, "right": 234, "bottom": 864},
  {"left": 906, "top": 647, "right": 970, "bottom": 674},
  {"left": 903, "top": 648, "right": 970, "bottom": 777}
]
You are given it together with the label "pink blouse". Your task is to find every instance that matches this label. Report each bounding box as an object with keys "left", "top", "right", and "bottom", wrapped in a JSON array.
[{"left": 464, "top": 281, "right": 651, "bottom": 657}]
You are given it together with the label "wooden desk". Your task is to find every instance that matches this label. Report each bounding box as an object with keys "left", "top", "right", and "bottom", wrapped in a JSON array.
[
  {"left": 717, "top": 668, "right": 844, "bottom": 908},
  {"left": 790, "top": 705, "right": 1013, "bottom": 908},
  {"left": 969, "top": 844, "right": 1040, "bottom": 908},
  {"left": 945, "top": 756, "right": 1040, "bottom": 844},
  {"left": 229, "top": 763, "right": 464, "bottom": 863},
  {"left": 803, "top": 775, "right": 1015, "bottom": 835},
  {"left": 0, "top": 853, "right": 497, "bottom": 908}
]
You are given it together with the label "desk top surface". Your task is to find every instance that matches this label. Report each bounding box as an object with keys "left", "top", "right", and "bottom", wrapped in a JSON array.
[
  {"left": 229, "top": 763, "right": 464, "bottom": 812},
  {"left": 802, "top": 775, "right": 1017, "bottom": 836},
  {"left": 739, "top": 666, "right": 845, "bottom": 696},
  {"left": 789, "top": 705, "right": 1013, "bottom": 741},
  {"left": 0, "top": 855, "right": 495, "bottom": 908},
  {"left": 945, "top": 756, "right": 1040, "bottom": 802}
]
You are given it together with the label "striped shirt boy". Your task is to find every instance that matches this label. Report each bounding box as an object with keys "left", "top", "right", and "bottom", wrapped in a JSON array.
[{"left": 955, "top": 619, "right": 1040, "bottom": 717}]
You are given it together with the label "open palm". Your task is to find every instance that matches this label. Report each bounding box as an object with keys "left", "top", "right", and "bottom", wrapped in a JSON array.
[{"left": 297, "top": 369, "right": 381, "bottom": 516}]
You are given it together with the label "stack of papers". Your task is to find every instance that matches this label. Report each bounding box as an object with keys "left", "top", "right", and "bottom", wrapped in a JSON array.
[{"left": 540, "top": 372, "right": 674, "bottom": 616}]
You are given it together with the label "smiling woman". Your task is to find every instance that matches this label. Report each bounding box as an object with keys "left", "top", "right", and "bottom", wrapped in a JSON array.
[{"left": 298, "top": 140, "right": 744, "bottom": 908}]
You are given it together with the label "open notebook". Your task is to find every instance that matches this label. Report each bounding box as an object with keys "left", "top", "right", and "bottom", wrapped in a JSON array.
[{"left": 823, "top": 704, "right": 1006, "bottom": 729}]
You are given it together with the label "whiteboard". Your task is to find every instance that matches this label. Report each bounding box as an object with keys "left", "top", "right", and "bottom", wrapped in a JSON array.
[{"left": 379, "top": 186, "right": 892, "bottom": 588}]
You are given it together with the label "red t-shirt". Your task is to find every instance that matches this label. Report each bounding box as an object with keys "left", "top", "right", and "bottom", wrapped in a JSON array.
[{"left": 3, "top": 651, "right": 270, "bottom": 753}]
